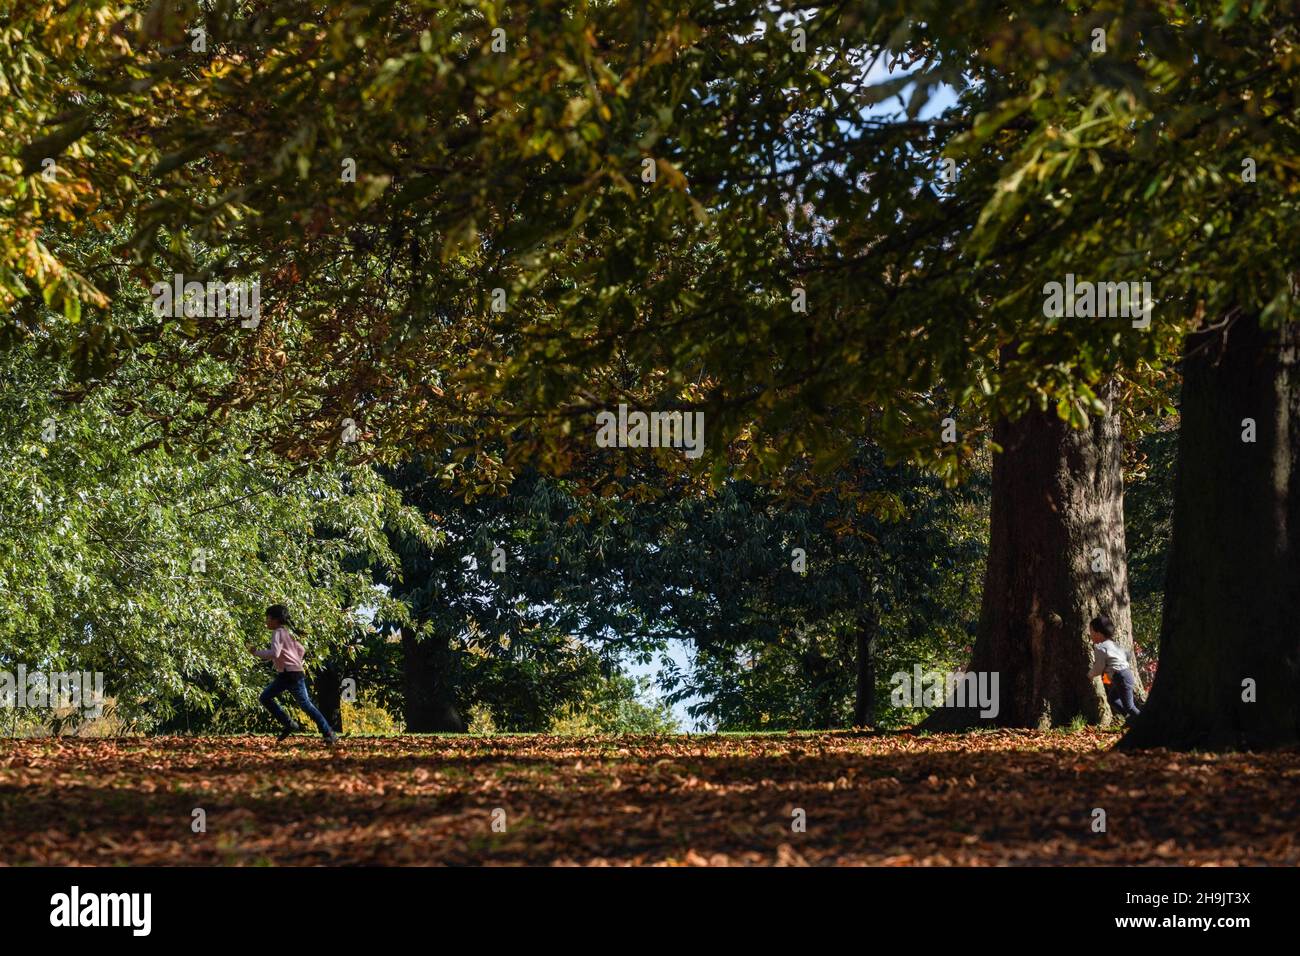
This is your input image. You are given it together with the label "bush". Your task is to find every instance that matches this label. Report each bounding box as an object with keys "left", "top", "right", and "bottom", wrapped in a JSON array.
[{"left": 340, "top": 691, "right": 402, "bottom": 735}]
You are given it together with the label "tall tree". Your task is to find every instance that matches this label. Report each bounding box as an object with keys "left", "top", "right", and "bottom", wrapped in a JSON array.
[
  {"left": 931, "top": 6, "right": 1300, "bottom": 746},
  {"left": 928, "top": 381, "right": 1137, "bottom": 729},
  {"left": 381, "top": 460, "right": 667, "bottom": 732},
  {"left": 631, "top": 444, "right": 986, "bottom": 731},
  {"left": 14, "top": 0, "right": 1300, "bottom": 747},
  {"left": 1123, "top": 314, "right": 1300, "bottom": 749},
  {"left": 0, "top": 342, "right": 428, "bottom": 729}
]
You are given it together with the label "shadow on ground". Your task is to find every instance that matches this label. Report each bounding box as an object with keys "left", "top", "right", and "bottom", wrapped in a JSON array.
[{"left": 1, "top": 730, "right": 1296, "bottom": 865}]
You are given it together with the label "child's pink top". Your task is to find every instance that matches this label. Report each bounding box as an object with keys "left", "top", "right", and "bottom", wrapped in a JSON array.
[{"left": 254, "top": 627, "right": 306, "bottom": 673}]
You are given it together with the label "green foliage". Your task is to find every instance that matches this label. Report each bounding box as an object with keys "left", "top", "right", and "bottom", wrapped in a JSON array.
[
  {"left": 9, "top": 0, "right": 1290, "bottom": 738},
  {"left": 0, "top": 342, "right": 433, "bottom": 726},
  {"left": 1124, "top": 419, "right": 1179, "bottom": 683},
  {"left": 340, "top": 690, "right": 402, "bottom": 735},
  {"left": 22, "top": 0, "right": 1296, "bottom": 479},
  {"left": 549, "top": 672, "right": 679, "bottom": 735},
  {"left": 379, "top": 462, "right": 670, "bottom": 730},
  {"left": 646, "top": 444, "right": 988, "bottom": 730}
]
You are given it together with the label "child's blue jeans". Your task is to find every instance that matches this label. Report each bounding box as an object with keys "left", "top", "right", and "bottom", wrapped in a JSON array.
[
  {"left": 260, "top": 671, "right": 334, "bottom": 737},
  {"left": 1106, "top": 668, "right": 1142, "bottom": 719}
]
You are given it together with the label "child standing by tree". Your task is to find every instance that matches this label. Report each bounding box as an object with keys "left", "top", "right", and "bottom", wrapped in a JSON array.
[
  {"left": 1088, "top": 615, "right": 1141, "bottom": 721},
  {"left": 248, "top": 605, "right": 337, "bottom": 745}
]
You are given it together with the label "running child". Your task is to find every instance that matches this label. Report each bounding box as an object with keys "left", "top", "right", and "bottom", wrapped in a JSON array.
[{"left": 248, "top": 604, "right": 337, "bottom": 745}]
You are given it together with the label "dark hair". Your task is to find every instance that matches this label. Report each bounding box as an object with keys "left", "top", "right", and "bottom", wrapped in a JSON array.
[
  {"left": 1090, "top": 615, "right": 1114, "bottom": 638},
  {"left": 265, "top": 604, "right": 292, "bottom": 627}
]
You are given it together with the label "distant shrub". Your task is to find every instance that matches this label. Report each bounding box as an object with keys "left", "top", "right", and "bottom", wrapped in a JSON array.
[
  {"left": 549, "top": 674, "right": 678, "bottom": 735},
  {"left": 341, "top": 692, "right": 402, "bottom": 735},
  {"left": 466, "top": 703, "right": 497, "bottom": 734}
]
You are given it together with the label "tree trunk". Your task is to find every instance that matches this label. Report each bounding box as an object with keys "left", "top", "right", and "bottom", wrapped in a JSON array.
[
  {"left": 313, "top": 660, "right": 343, "bottom": 733},
  {"left": 401, "top": 627, "right": 467, "bottom": 732},
  {"left": 800, "top": 651, "right": 837, "bottom": 729},
  {"left": 925, "top": 380, "right": 1138, "bottom": 729},
  {"left": 1121, "top": 313, "right": 1300, "bottom": 750},
  {"left": 854, "top": 613, "right": 878, "bottom": 728}
]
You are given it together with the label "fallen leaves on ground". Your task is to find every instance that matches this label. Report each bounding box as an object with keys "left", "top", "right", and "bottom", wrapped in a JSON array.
[{"left": 1, "top": 729, "right": 1296, "bottom": 865}]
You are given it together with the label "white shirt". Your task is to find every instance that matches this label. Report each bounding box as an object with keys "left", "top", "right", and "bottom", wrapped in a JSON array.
[{"left": 1089, "top": 639, "right": 1130, "bottom": 679}]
